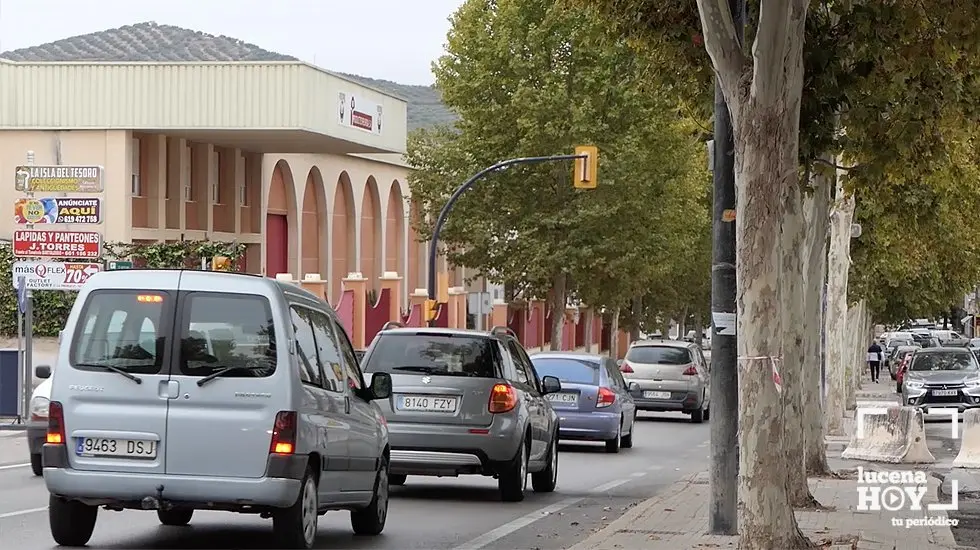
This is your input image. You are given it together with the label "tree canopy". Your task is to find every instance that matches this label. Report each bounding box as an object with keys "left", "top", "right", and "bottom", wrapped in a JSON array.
[{"left": 406, "top": 0, "right": 709, "bottom": 321}]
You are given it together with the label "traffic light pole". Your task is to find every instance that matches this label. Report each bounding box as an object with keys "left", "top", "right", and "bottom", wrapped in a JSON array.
[
  {"left": 708, "top": 0, "right": 745, "bottom": 536},
  {"left": 425, "top": 154, "right": 587, "bottom": 326}
]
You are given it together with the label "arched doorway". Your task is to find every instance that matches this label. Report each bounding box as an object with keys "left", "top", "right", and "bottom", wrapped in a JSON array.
[
  {"left": 301, "top": 167, "right": 327, "bottom": 280},
  {"left": 360, "top": 176, "right": 383, "bottom": 290},
  {"left": 407, "top": 199, "right": 423, "bottom": 295},
  {"left": 385, "top": 180, "right": 406, "bottom": 278},
  {"left": 266, "top": 160, "right": 296, "bottom": 277},
  {"left": 331, "top": 172, "right": 356, "bottom": 302}
]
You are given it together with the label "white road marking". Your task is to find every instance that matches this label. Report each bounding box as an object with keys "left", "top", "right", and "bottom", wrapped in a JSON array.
[
  {"left": 0, "top": 506, "right": 48, "bottom": 520},
  {"left": 451, "top": 497, "right": 582, "bottom": 550},
  {"left": 630, "top": 472, "right": 646, "bottom": 478},
  {"left": 0, "top": 463, "right": 29, "bottom": 471},
  {"left": 591, "top": 478, "right": 631, "bottom": 493},
  {"left": 647, "top": 464, "right": 663, "bottom": 471}
]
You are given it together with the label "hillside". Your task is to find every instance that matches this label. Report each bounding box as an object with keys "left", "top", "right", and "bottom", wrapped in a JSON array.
[{"left": 339, "top": 73, "right": 457, "bottom": 132}]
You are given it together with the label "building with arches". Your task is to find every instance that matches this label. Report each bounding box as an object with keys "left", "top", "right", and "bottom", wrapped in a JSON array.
[{"left": 0, "top": 23, "right": 434, "bottom": 308}]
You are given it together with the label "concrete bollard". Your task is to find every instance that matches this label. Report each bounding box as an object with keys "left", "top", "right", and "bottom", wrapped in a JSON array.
[
  {"left": 953, "top": 409, "right": 980, "bottom": 468},
  {"left": 841, "top": 406, "right": 935, "bottom": 464}
]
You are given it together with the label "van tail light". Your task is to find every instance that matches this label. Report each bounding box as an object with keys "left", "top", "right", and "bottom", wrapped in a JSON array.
[
  {"left": 682, "top": 365, "right": 698, "bottom": 376},
  {"left": 620, "top": 362, "right": 634, "bottom": 374},
  {"left": 489, "top": 383, "right": 518, "bottom": 413},
  {"left": 596, "top": 387, "right": 616, "bottom": 408},
  {"left": 47, "top": 401, "right": 66, "bottom": 445},
  {"left": 270, "top": 411, "right": 297, "bottom": 455}
]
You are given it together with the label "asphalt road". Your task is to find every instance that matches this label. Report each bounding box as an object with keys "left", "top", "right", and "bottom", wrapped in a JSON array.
[{"left": 0, "top": 410, "right": 709, "bottom": 549}]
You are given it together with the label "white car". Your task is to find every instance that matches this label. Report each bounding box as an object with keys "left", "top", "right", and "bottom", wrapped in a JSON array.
[{"left": 27, "top": 369, "right": 53, "bottom": 476}]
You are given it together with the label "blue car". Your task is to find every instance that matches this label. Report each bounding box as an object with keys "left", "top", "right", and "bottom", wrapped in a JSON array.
[{"left": 531, "top": 352, "right": 637, "bottom": 453}]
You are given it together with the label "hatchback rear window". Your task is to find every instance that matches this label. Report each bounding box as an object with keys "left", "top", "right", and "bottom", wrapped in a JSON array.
[
  {"left": 625, "top": 346, "right": 692, "bottom": 365},
  {"left": 530, "top": 358, "right": 599, "bottom": 385},
  {"left": 362, "top": 333, "right": 497, "bottom": 378},
  {"left": 70, "top": 290, "right": 172, "bottom": 375},
  {"left": 176, "top": 292, "right": 277, "bottom": 378}
]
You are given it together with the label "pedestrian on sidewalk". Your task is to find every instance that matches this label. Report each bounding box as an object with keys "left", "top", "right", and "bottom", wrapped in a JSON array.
[{"left": 867, "top": 340, "right": 883, "bottom": 383}]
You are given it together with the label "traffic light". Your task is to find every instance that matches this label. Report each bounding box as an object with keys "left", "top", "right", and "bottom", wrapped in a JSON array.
[
  {"left": 424, "top": 299, "right": 439, "bottom": 322},
  {"left": 211, "top": 256, "right": 231, "bottom": 271},
  {"left": 573, "top": 145, "right": 598, "bottom": 189}
]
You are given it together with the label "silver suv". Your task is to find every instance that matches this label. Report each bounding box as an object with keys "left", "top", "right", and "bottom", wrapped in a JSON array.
[
  {"left": 42, "top": 270, "right": 393, "bottom": 549},
  {"left": 360, "top": 325, "right": 562, "bottom": 502}
]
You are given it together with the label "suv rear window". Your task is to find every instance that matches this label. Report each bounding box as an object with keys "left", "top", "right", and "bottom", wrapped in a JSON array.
[
  {"left": 531, "top": 357, "right": 600, "bottom": 385},
  {"left": 910, "top": 351, "right": 977, "bottom": 372},
  {"left": 176, "top": 292, "right": 277, "bottom": 378},
  {"left": 362, "top": 333, "right": 498, "bottom": 378},
  {"left": 70, "top": 290, "right": 172, "bottom": 375},
  {"left": 625, "top": 346, "right": 691, "bottom": 365}
]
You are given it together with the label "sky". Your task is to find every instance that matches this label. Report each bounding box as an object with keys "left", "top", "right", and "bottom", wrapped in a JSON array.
[{"left": 0, "top": 0, "right": 465, "bottom": 85}]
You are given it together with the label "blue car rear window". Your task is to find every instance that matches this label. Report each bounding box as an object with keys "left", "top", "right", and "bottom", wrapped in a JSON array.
[{"left": 531, "top": 358, "right": 599, "bottom": 385}]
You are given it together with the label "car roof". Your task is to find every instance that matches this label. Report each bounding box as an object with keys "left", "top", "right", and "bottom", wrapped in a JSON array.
[
  {"left": 630, "top": 339, "right": 692, "bottom": 349},
  {"left": 915, "top": 347, "right": 972, "bottom": 354},
  {"left": 530, "top": 351, "right": 606, "bottom": 362},
  {"left": 379, "top": 327, "right": 496, "bottom": 339}
]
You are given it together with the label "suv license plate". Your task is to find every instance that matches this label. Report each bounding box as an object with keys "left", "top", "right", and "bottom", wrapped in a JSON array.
[{"left": 931, "top": 389, "right": 958, "bottom": 396}]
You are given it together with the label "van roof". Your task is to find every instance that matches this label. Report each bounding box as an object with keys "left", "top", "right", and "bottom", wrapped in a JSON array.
[{"left": 85, "top": 269, "right": 327, "bottom": 303}]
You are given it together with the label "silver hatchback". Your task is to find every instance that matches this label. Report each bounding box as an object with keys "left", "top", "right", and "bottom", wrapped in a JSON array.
[
  {"left": 619, "top": 340, "right": 710, "bottom": 423},
  {"left": 360, "top": 325, "right": 562, "bottom": 502}
]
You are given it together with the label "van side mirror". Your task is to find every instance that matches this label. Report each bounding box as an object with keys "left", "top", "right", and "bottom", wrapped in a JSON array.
[
  {"left": 369, "top": 372, "right": 392, "bottom": 400},
  {"left": 35, "top": 365, "right": 51, "bottom": 379},
  {"left": 541, "top": 375, "right": 562, "bottom": 395}
]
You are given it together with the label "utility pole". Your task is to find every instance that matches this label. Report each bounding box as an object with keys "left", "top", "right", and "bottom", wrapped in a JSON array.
[{"left": 708, "top": 0, "right": 744, "bottom": 535}]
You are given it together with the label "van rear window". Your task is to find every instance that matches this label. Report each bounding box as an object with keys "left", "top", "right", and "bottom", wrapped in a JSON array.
[
  {"left": 70, "top": 290, "right": 173, "bottom": 375},
  {"left": 362, "top": 333, "right": 498, "bottom": 378},
  {"left": 176, "top": 292, "right": 277, "bottom": 378}
]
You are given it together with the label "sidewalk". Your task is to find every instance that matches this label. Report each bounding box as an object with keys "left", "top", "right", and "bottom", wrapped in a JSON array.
[{"left": 568, "top": 394, "right": 966, "bottom": 550}]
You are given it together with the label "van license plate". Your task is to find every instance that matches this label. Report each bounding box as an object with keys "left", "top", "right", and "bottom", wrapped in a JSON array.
[
  {"left": 75, "top": 438, "right": 157, "bottom": 459},
  {"left": 396, "top": 395, "right": 458, "bottom": 412},
  {"left": 931, "top": 389, "right": 959, "bottom": 396},
  {"left": 643, "top": 391, "right": 671, "bottom": 399}
]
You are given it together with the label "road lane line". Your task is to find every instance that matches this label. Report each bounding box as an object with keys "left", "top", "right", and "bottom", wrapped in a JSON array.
[
  {"left": 451, "top": 497, "right": 582, "bottom": 550},
  {"left": 0, "top": 463, "right": 29, "bottom": 470},
  {"left": 0, "top": 506, "right": 48, "bottom": 520},
  {"left": 630, "top": 472, "right": 646, "bottom": 478},
  {"left": 591, "top": 478, "right": 630, "bottom": 493},
  {"left": 647, "top": 464, "right": 663, "bottom": 471}
]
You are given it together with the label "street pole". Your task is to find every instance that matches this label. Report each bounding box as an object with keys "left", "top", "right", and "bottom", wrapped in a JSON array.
[
  {"left": 425, "top": 153, "right": 588, "bottom": 326},
  {"left": 708, "top": 0, "right": 744, "bottom": 535},
  {"left": 21, "top": 151, "right": 36, "bottom": 425}
]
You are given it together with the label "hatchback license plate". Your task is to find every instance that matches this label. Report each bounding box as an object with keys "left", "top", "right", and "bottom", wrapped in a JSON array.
[
  {"left": 931, "top": 389, "right": 959, "bottom": 396},
  {"left": 546, "top": 392, "right": 578, "bottom": 405},
  {"left": 75, "top": 438, "right": 157, "bottom": 458},
  {"left": 397, "top": 395, "right": 458, "bottom": 412},
  {"left": 643, "top": 391, "right": 671, "bottom": 399}
]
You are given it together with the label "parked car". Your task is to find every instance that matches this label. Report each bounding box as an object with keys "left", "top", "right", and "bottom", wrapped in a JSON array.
[
  {"left": 895, "top": 350, "right": 915, "bottom": 393},
  {"left": 887, "top": 345, "right": 920, "bottom": 380},
  {"left": 26, "top": 370, "right": 53, "bottom": 476},
  {"left": 530, "top": 352, "right": 637, "bottom": 453},
  {"left": 42, "top": 270, "right": 393, "bottom": 549},
  {"left": 901, "top": 347, "right": 980, "bottom": 413},
  {"left": 618, "top": 340, "right": 710, "bottom": 423},
  {"left": 683, "top": 330, "right": 712, "bottom": 350},
  {"left": 359, "top": 324, "right": 561, "bottom": 502}
]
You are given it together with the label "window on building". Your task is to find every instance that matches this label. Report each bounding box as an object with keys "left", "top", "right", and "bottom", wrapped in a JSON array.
[
  {"left": 211, "top": 149, "right": 221, "bottom": 204},
  {"left": 183, "top": 144, "right": 193, "bottom": 201},
  {"left": 131, "top": 138, "right": 142, "bottom": 196}
]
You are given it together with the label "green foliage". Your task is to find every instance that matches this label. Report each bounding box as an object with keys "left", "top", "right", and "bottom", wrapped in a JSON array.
[
  {"left": 407, "top": 0, "right": 709, "bottom": 316},
  {"left": 0, "top": 240, "right": 246, "bottom": 337}
]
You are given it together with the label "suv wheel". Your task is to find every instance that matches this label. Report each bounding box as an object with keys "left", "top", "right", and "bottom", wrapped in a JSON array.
[
  {"left": 532, "top": 431, "right": 558, "bottom": 492},
  {"left": 157, "top": 508, "right": 193, "bottom": 526},
  {"left": 605, "top": 421, "right": 621, "bottom": 453},
  {"left": 49, "top": 495, "right": 98, "bottom": 547},
  {"left": 273, "top": 466, "right": 318, "bottom": 549},
  {"left": 499, "top": 436, "right": 528, "bottom": 502},
  {"left": 351, "top": 456, "right": 389, "bottom": 535}
]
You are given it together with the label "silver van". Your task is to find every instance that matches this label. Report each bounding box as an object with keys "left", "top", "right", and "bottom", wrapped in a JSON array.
[{"left": 41, "top": 270, "right": 394, "bottom": 549}]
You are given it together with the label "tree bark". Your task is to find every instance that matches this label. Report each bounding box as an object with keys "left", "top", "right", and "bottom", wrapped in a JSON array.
[
  {"left": 844, "top": 303, "right": 859, "bottom": 410},
  {"left": 781, "top": 180, "right": 819, "bottom": 507},
  {"left": 548, "top": 272, "right": 567, "bottom": 351},
  {"left": 694, "top": 312, "right": 704, "bottom": 347},
  {"left": 802, "top": 161, "right": 833, "bottom": 476},
  {"left": 679, "top": 306, "right": 689, "bottom": 340},
  {"left": 610, "top": 307, "right": 621, "bottom": 358},
  {"left": 824, "top": 179, "right": 854, "bottom": 435}
]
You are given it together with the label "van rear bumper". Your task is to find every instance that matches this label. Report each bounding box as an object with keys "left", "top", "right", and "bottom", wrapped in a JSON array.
[{"left": 43, "top": 446, "right": 300, "bottom": 508}]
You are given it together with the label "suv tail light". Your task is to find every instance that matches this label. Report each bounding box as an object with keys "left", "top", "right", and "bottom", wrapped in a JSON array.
[
  {"left": 489, "top": 383, "right": 518, "bottom": 413},
  {"left": 620, "top": 362, "right": 634, "bottom": 373},
  {"left": 682, "top": 365, "right": 698, "bottom": 376},
  {"left": 270, "top": 411, "right": 297, "bottom": 454},
  {"left": 47, "top": 401, "right": 66, "bottom": 445},
  {"left": 597, "top": 387, "right": 616, "bottom": 408}
]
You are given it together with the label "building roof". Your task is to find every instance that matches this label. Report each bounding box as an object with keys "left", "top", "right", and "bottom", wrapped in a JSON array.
[
  {"left": 0, "top": 22, "right": 297, "bottom": 63},
  {"left": 0, "top": 22, "right": 457, "bottom": 131}
]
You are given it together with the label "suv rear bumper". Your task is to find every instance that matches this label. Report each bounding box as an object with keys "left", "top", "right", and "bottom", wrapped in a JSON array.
[
  {"left": 387, "top": 417, "right": 521, "bottom": 475},
  {"left": 42, "top": 444, "right": 301, "bottom": 509}
]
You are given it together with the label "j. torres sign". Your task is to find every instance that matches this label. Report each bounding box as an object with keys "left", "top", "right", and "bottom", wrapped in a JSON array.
[{"left": 13, "top": 229, "right": 102, "bottom": 259}]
